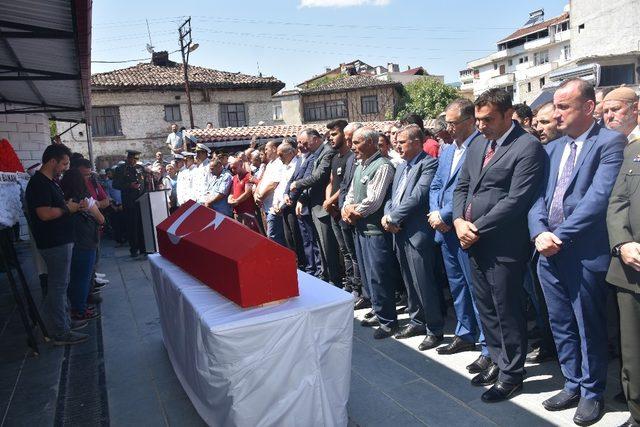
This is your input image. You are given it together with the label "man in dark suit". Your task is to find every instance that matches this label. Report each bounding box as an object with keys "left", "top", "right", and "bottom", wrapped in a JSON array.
[
  {"left": 453, "top": 88, "right": 545, "bottom": 403},
  {"left": 528, "top": 78, "right": 625, "bottom": 425},
  {"left": 291, "top": 129, "right": 341, "bottom": 286},
  {"left": 607, "top": 135, "right": 640, "bottom": 427},
  {"left": 284, "top": 132, "right": 321, "bottom": 276},
  {"left": 381, "top": 124, "right": 444, "bottom": 350},
  {"left": 429, "top": 99, "right": 489, "bottom": 369}
]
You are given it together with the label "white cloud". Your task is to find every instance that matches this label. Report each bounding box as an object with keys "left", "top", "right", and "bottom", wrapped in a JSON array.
[{"left": 299, "top": 0, "right": 390, "bottom": 8}]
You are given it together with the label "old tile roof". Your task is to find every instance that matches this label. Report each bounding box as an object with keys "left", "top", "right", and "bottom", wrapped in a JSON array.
[
  {"left": 498, "top": 12, "right": 569, "bottom": 44},
  {"left": 400, "top": 67, "right": 428, "bottom": 75},
  {"left": 91, "top": 61, "right": 285, "bottom": 93},
  {"left": 299, "top": 75, "right": 401, "bottom": 95},
  {"left": 188, "top": 121, "right": 397, "bottom": 143}
]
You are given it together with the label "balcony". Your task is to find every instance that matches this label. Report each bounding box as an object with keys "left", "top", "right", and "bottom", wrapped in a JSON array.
[
  {"left": 460, "top": 81, "right": 474, "bottom": 92},
  {"left": 459, "top": 69, "right": 474, "bottom": 83},
  {"left": 524, "top": 36, "right": 552, "bottom": 51},
  {"left": 488, "top": 72, "right": 515, "bottom": 87}
]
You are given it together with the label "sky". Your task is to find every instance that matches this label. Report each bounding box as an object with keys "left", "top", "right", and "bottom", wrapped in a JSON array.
[{"left": 91, "top": 0, "right": 567, "bottom": 89}]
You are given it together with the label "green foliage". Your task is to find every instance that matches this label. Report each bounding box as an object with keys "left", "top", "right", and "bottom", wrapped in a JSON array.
[
  {"left": 395, "top": 77, "right": 460, "bottom": 119},
  {"left": 49, "top": 120, "right": 57, "bottom": 138},
  {"left": 304, "top": 73, "right": 345, "bottom": 89}
]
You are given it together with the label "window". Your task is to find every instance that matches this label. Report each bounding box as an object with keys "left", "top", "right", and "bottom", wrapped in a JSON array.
[
  {"left": 519, "top": 55, "right": 529, "bottom": 64},
  {"left": 273, "top": 104, "right": 283, "bottom": 121},
  {"left": 91, "top": 106, "right": 122, "bottom": 137},
  {"left": 539, "top": 77, "right": 546, "bottom": 87},
  {"left": 361, "top": 95, "right": 379, "bottom": 115},
  {"left": 493, "top": 63, "right": 498, "bottom": 70},
  {"left": 508, "top": 59, "right": 513, "bottom": 66},
  {"left": 164, "top": 104, "right": 181, "bottom": 122},
  {"left": 220, "top": 104, "right": 246, "bottom": 127},
  {"left": 534, "top": 50, "right": 549, "bottom": 66},
  {"left": 562, "top": 45, "right": 571, "bottom": 61},
  {"left": 600, "top": 64, "right": 636, "bottom": 86},
  {"left": 555, "top": 21, "right": 569, "bottom": 32},
  {"left": 578, "top": 23, "right": 585, "bottom": 33},
  {"left": 303, "top": 99, "right": 347, "bottom": 122},
  {"left": 527, "top": 82, "right": 532, "bottom": 92}
]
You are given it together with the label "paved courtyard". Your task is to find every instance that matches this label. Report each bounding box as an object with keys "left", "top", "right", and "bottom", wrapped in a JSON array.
[{"left": 0, "top": 240, "right": 631, "bottom": 426}]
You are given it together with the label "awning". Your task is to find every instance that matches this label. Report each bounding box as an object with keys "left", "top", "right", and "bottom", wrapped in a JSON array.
[{"left": 0, "top": 0, "right": 92, "bottom": 122}]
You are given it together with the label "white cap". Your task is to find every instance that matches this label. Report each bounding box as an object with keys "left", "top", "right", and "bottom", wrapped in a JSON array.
[{"left": 195, "top": 143, "right": 211, "bottom": 153}]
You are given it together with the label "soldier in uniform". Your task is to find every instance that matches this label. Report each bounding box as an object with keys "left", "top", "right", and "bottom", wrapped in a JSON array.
[{"left": 113, "top": 150, "right": 147, "bottom": 257}]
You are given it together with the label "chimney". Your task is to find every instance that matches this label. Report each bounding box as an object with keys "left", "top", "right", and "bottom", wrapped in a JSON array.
[
  {"left": 387, "top": 63, "right": 399, "bottom": 73},
  {"left": 407, "top": 65, "right": 411, "bottom": 71},
  {"left": 374, "top": 66, "right": 385, "bottom": 75},
  {"left": 152, "top": 51, "right": 170, "bottom": 66},
  {"left": 325, "top": 66, "right": 332, "bottom": 72}
]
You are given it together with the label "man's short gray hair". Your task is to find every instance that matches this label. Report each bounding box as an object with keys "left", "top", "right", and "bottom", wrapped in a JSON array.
[
  {"left": 279, "top": 141, "right": 296, "bottom": 154},
  {"left": 353, "top": 127, "right": 378, "bottom": 143},
  {"left": 345, "top": 122, "right": 364, "bottom": 133}
]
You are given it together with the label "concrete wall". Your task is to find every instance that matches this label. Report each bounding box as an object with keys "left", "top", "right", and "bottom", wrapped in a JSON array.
[
  {"left": 58, "top": 87, "right": 278, "bottom": 163},
  {"left": 277, "top": 95, "right": 303, "bottom": 125},
  {"left": 569, "top": 0, "right": 640, "bottom": 60}
]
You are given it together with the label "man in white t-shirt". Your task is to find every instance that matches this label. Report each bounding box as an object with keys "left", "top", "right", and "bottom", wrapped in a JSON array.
[
  {"left": 254, "top": 140, "right": 285, "bottom": 245},
  {"left": 166, "top": 124, "right": 184, "bottom": 154}
]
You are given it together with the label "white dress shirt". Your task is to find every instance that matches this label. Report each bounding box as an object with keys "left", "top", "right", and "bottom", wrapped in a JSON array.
[
  {"left": 556, "top": 121, "right": 595, "bottom": 180},
  {"left": 450, "top": 130, "right": 478, "bottom": 179}
]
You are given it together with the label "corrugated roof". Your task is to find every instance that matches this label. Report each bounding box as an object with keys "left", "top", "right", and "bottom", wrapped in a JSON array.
[
  {"left": 0, "top": 0, "right": 91, "bottom": 122},
  {"left": 91, "top": 62, "right": 285, "bottom": 94},
  {"left": 300, "top": 75, "right": 401, "bottom": 95},
  {"left": 498, "top": 12, "right": 569, "bottom": 44},
  {"left": 188, "top": 120, "right": 397, "bottom": 143}
]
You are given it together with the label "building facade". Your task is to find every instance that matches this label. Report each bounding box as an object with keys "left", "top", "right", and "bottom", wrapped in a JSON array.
[{"left": 58, "top": 51, "right": 284, "bottom": 163}]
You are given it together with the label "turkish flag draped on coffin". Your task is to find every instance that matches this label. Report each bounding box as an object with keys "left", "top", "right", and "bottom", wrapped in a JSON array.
[{"left": 156, "top": 200, "right": 299, "bottom": 307}]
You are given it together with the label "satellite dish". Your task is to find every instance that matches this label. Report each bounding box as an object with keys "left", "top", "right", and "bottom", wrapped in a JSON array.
[{"left": 146, "top": 43, "right": 155, "bottom": 54}]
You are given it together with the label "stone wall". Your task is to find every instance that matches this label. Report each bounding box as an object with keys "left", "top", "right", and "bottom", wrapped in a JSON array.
[{"left": 58, "top": 87, "right": 279, "bottom": 164}]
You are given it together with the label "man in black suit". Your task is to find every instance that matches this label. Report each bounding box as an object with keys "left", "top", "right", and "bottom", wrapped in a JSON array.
[
  {"left": 290, "top": 129, "right": 341, "bottom": 286},
  {"left": 453, "top": 88, "right": 545, "bottom": 403}
]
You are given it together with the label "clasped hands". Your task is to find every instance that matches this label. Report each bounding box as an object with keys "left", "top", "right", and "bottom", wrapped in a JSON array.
[
  {"left": 453, "top": 218, "right": 479, "bottom": 249},
  {"left": 341, "top": 204, "right": 363, "bottom": 225},
  {"left": 534, "top": 231, "right": 563, "bottom": 257},
  {"left": 381, "top": 215, "right": 400, "bottom": 233}
]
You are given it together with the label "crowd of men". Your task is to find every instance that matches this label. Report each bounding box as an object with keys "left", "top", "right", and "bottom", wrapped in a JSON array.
[{"left": 111, "top": 78, "right": 640, "bottom": 427}]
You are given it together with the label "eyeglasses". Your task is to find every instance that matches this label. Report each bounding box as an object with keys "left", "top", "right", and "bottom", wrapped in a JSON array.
[{"left": 445, "top": 117, "right": 473, "bottom": 128}]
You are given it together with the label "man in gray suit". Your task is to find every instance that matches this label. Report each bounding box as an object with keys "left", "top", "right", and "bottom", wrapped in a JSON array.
[
  {"left": 382, "top": 124, "right": 445, "bottom": 350},
  {"left": 290, "top": 129, "right": 340, "bottom": 286}
]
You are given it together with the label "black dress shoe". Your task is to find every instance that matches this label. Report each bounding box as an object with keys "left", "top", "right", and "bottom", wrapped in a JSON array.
[
  {"left": 393, "top": 324, "right": 425, "bottom": 339},
  {"left": 573, "top": 397, "right": 604, "bottom": 426},
  {"left": 364, "top": 309, "right": 375, "bottom": 319},
  {"left": 354, "top": 297, "right": 371, "bottom": 310},
  {"left": 436, "top": 336, "right": 476, "bottom": 355},
  {"left": 526, "top": 346, "right": 557, "bottom": 363},
  {"left": 373, "top": 325, "right": 398, "bottom": 340},
  {"left": 360, "top": 316, "right": 379, "bottom": 327},
  {"left": 418, "top": 334, "right": 443, "bottom": 351},
  {"left": 481, "top": 381, "right": 522, "bottom": 403},
  {"left": 471, "top": 363, "right": 499, "bottom": 386},
  {"left": 542, "top": 389, "right": 580, "bottom": 411},
  {"left": 467, "top": 355, "right": 493, "bottom": 374}
]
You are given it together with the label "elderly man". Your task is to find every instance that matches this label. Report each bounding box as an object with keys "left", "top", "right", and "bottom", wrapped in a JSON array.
[
  {"left": 255, "top": 140, "right": 285, "bottom": 245},
  {"left": 429, "top": 99, "right": 489, "bottom": 366},
  {"left": 603, "top": 87, "right": 640, "bottom": 144},
  {"left": 344, "top": 127, "right": 398, "bottom": 339},
  {"left": 607, "top": 128, "right": 640, "bottom": 427},
  {"left": 291, "top": 129, "right": 340, "bottom": 286},
  {"left": 272, "top": 141, "right": 302, "bottom": 255},
  {"left": 534, "top": 102, "right": 561, "bottom": 144},
  {"left": 529, "top": 78, "right": 625, "bottom": 424},
  {"left": 382, "top": 124, "right": 444, "bottom": 349},
  {"left": 454, "top": 88, "right": 544, "bottom": 402},
  {"left": 199, "top": 158, "right": 233, "bottom": 217}
]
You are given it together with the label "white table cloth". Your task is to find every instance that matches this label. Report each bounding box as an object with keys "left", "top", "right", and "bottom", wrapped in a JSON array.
[{"left": 149, "top": 254, "right": 354, "bottom": 427}]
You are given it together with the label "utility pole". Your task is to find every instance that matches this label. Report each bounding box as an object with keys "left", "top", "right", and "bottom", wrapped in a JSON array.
[{"left": 178, "top": 17, "right": 197, "bottom": 129}]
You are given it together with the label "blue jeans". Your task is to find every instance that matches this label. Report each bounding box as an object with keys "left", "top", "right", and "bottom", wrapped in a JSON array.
[
  {"left": 266, "top": 211, "right": 286, "bottom": 247},
  {"left": 39, "top": 243, "right": 73, "bottom": 336},
  {"left": 68, "top": 247, "right": 97, "bottom": 313}
]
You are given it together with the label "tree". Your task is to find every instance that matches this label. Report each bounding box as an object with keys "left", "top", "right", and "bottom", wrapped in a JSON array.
[{"left": 396, "top": 78, "right": 460, "bottom": 120}]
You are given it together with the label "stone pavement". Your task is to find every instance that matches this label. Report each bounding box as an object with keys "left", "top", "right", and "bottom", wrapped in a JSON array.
[{"left": 0, "top": 239, "right": 632, "bottom": 426}]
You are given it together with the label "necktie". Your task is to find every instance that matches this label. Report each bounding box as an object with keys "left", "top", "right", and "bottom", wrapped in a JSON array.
[
  {"left": 464, "top": 141, "right": 496, "bottom": 220},
  {"left": 548, "top": 141, "right": 578, "bottom": 230},
  {"left": 392, "top": 163, "right": 411, "bottom": 208},
  {"left": 482, "top": 140, "right": 497, "bottom": 168}
]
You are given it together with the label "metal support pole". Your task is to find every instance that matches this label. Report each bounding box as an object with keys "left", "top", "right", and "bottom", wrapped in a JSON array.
[
  {"left": 178, "top": 18, "right": 195, "bottom": 129},
  {"left": 86, "top": 122, "right": 95, "bottom": 167}
]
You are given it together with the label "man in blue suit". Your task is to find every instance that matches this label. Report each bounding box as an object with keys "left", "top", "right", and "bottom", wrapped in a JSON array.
[
  {"left": 381, "top": 124, "right": 444, "bottom": 350},
  {"left": 429, "top": 99, "right": 489, "bottom": 369},
  {"left": 284, "top": 131, "right": 322, "bottom": 276},
  {"left": 528, "top": 78, "right": 625, "bottom": 426}
]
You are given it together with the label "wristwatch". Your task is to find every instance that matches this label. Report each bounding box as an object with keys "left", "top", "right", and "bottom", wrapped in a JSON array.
[{"left": 611, "top": 242, "right": 629, "bottom": 257}]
